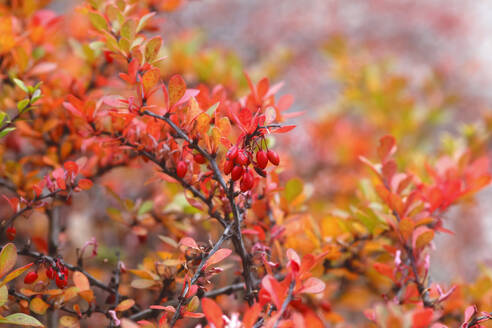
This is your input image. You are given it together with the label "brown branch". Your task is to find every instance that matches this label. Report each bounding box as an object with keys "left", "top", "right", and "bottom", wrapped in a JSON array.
[
  {"left": 169, "top": 220, "right": 235, "bottom": 326},
  {"left": 142, "top": 110, "right": 256, "bottom": 303},
  {"left": 18, "top": 248, "right": 117, "bottom": 294},
  {"left": 0, "top": 188, "right": 65, "bottom": 235},
  {"left": 127, "top": 282, "right": 246, "bottom": 322},
  {"left": 272, "top": 279, "right": 296, "bottom": 328}
]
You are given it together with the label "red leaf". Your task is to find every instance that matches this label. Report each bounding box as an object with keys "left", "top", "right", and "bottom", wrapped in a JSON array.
[
  {"left": 202, "top": 298, "right": 224, "bottom": 328},
  {"left": 298, "top": 277, "right": 325, "bottom": 294},
  {"left": 277, "top": 94, "right": 294, "bottom": 111},
  {"left": 373, "top": 262, "right": 394, "bottom": 280},
  {"left": 273, "top": 125, "right": 296, "bottom": 133},
  {"left": 150, "top": 305, "right": 175, "bottom": 313},
  {"left": 378, "top": 135, "right": 397, "bottom": 163},
  {"left": 179, "top": 237, "right": 199, "bottom": 249},
  {"left": 183, "top": 311, "right": 205, "bottom": 318},
  {"left": 261, "top": 275, "right": 283, "bottom": 309},
  {"left": 78, "top": 179, "right": 93, "bottom": 190},
  {"left": 243, "top": 303, "right": 262, "bottom": 328},
  {"left": 412, "top": 308, "right": 434, "bottom": 328},
  {"left": 205, "top": 248, "right": 232, "bottom": 268}
]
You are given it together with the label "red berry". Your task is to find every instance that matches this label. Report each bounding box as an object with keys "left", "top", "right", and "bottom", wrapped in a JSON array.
[
  {"left": 240, "top": 170, "right": 254, "bottom": 192},
  {"left": 56, "top": 275, "right": 67, "bottom": 289},
  {"left": 256, "top": 150, "right": 268, "bottom": 169},
  {"left": 24, "top": 271, "right": 38, "bottom": 284},
  {"left": 231, "top": 165, "right": 244, "bottom": 181},
  {"left": 226, "top": 146, "right": 238, "bottom": 160},
  {"left": 176, "top": 161, "right": 187, "bottom": 178},
  {"left": 46, "top": 266, "right": 55, "bottom": 280},
  {"left": 267, "top": 150, "right": 279, "bottom": 166},
  {"left": 223, "top": 159, "right": 234, "bottom": 175},
  {"left": 6, "top": 226, "right": 16, "bottom": 240},
  {"left": 193, "top": 153, "right": 206, "bottom": 164},
  {"left": 236, "top": 150, "right": 249, "bottom": 165}
]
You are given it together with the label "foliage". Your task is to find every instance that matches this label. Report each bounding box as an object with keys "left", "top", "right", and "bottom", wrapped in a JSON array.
[{"left": 0, "top": 1, "right": 491, "bottom": 328}]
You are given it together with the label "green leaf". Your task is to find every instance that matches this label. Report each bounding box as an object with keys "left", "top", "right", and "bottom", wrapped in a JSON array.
[
  {"left": 31, "top": 89, "right": 42, "bottom": 104},
  {"left": 0, "top": 313, "right": 44, "bottom": 327},
  {"left": 136, "top": 12, "right": 156, "bottom": 33},
  {"left": 283, "top": 178, "right": 303, "bottom": 202},
  {"left": 0, "top": 112, "right": 6, "bottom": 125},
  {"left": 17, "top": 99, "right": 30, "bottom": 112},
  {"left": 0, "top": 127, "right": 16, "bottom": 138},
  {"left": 138, "top": 200, "right": 153, "bottom": 216},
  {"left": 206, "top": 102, "right": 220, "bottom": 117},
  {"left": 13, "top": 78, "right": 28, "bottom": 93},
  {"left": 0, "top": 285, "right": 8, "bottom": 307},
  {"left": 0, "top": 243, "right": 17, "bottom": 279},
  {"left": 88, "top": 11, "right": 108, "bottom": 32}
]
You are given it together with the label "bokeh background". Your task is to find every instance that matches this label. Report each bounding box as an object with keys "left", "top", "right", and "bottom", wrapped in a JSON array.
[{"left": 48, "top": 0, "right": 492, "bottom": 308}]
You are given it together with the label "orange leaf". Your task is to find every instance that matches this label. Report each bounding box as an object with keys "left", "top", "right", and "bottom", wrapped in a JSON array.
[
  {"left": 202, "top": 298, "right": 224, "bottom": 328},
  {"left": 142, "top": 68, "right": 160, "bottom": 97},
  {"left": 169, "top": 74, "right": 186, "bottom": 107},
  {"left": 378, "top": 135, "right": 396, "bottom": 163},
  {"left": 205, "top": 248, "right": 232, "bottom": 268},
  {"left": 78, "top": 179, "right": 93, "bottom": 190},
  {"left": 243, "top": 303, "right": 262, "bottom": 328},
  {"left": 115, "top": 299, "right": 135, "bottom": 312},
  {"left": 73, "top": 272, "right": 90, "bottom": 291}
]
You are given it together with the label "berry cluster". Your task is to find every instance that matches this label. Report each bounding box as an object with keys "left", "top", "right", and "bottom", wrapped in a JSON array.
[
  {"left": 223, "top": 145, "right": 279, "bottom": 192},
  {"left": 45, "top": 260, "right": 69, "bottom": 289}
]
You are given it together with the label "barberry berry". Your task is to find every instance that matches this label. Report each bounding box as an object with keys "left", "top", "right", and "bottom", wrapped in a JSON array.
[
  {"left": 24, "top": 271, "right": 38, "bottom": 284},
  {"left": 231, "top": 165, "right": 244, "bottom": 181},
  {"left": 256, "top": 150, "right": 268, "bottom": 169},
  {"left": 267, "top": 150, "right": 279, "bottom": 166},
  {"left": 176, "top": 161, "right": 187, "bottom": 178}
]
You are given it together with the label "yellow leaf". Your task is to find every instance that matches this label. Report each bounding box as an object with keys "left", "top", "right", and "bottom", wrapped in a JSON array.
[
  {"left": 59, "top": 315, "right": 79, "bottom": 327},
  {"left": 0, "top": 243, "right": 17, "bottom": 279},
  {"left": 79, "top": 290, "right": 94, "bottom": 303},
  {"left": 115, "top": 299, "right": 135, "bottom": 312},
  {"left": 30, "top": 297, "right": 50, "bottom": 315},
  {"left": 0, "top": 285, "right": 7, "bottom": 307}
]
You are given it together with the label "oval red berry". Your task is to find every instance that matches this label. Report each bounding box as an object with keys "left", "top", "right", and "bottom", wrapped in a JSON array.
[
  {"left": 231, "top": 165, "right": 244, "bottom": 181},
  {"left": 267, "top": 150, "right": 279, "bottom": 166},
  {"left": 24, "top": 271, "right": 38, "bottom": 284},
  {"left": 223, "top": 159, "right": 234, "bottom": 175},
  {"left": 176, "top": 161, "right": 187, "bottom": 178},
  {"left": 256, "top": 150, "right": 268, "bottom": 169}
]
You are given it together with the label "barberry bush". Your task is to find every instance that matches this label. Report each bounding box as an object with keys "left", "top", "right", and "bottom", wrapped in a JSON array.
[{"left": 0, "top": 1, "right": 491, "bottom": 327}]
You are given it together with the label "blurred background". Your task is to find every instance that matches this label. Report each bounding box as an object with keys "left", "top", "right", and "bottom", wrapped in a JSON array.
[{"left": 47, "top": 0, "right": 492, "bottom": 312}]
